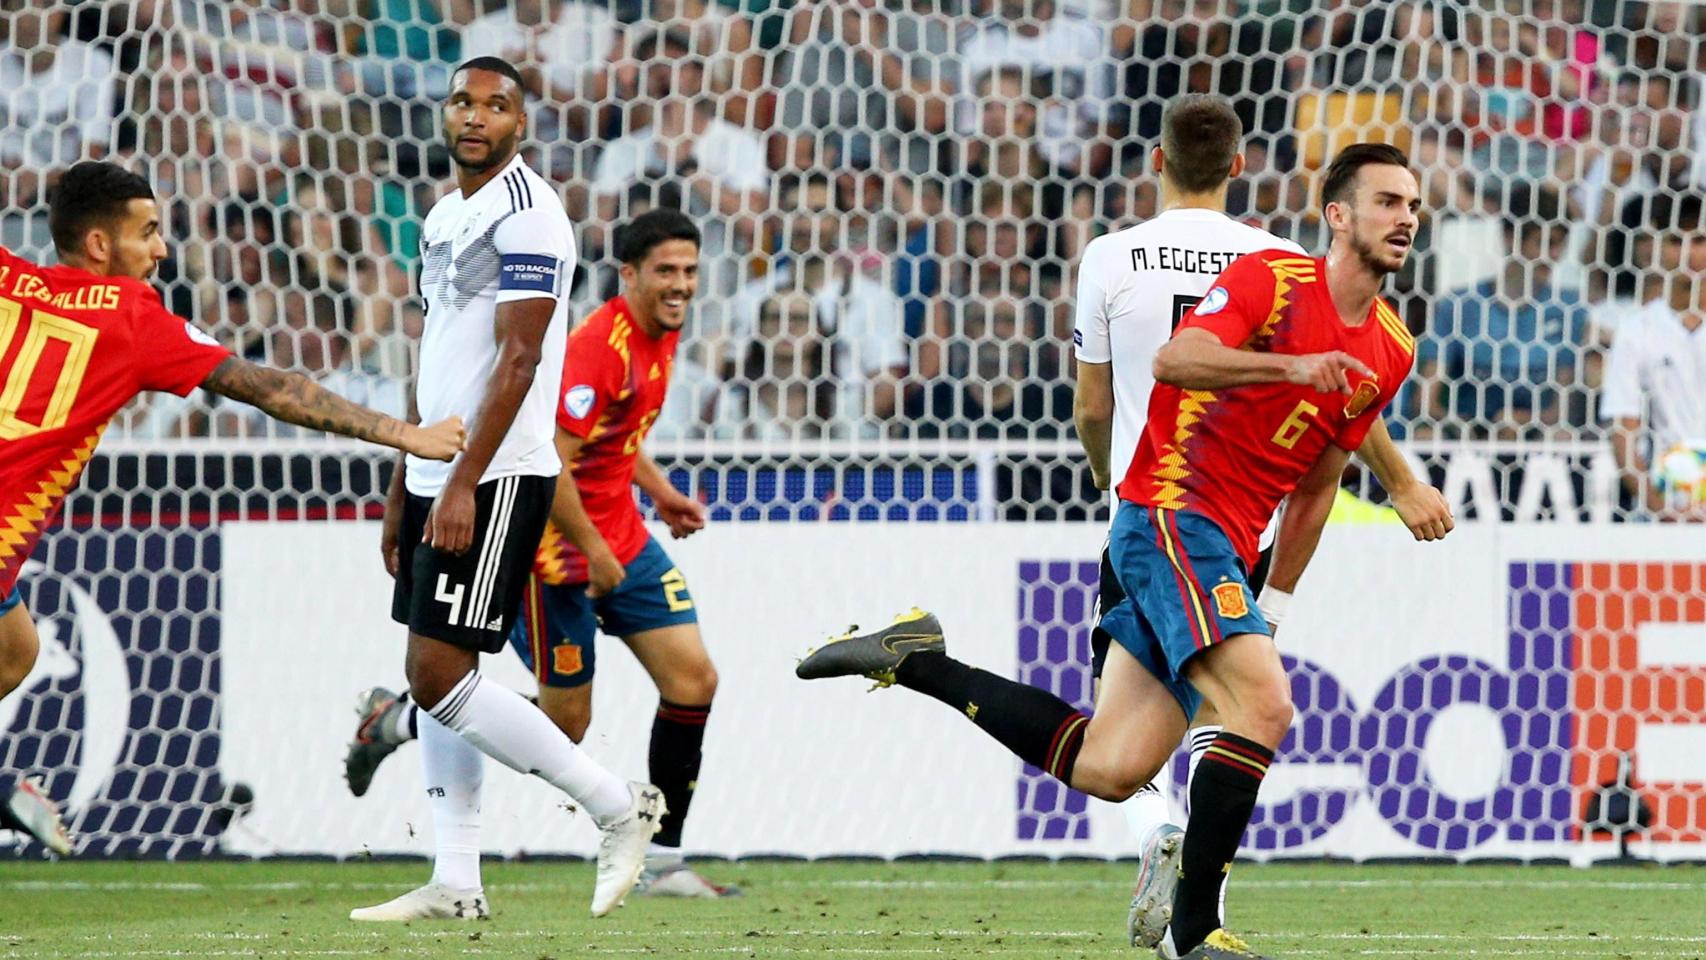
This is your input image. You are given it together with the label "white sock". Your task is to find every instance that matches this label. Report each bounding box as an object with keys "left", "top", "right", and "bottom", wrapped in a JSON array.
[
  {"left": 1121, "top": 780, "right": 1173, "bottom": 852},
  {"left": 420, "top": 713, "right": 483, "bottom": 891},
  {"left": 1186, "top": 725, "right": 1221, "bottom": 790},
  {"left": 1186, "top": 724, "right": 1229, "bottom": 924},
  {"left": 646, "top": 843, "right": 684, "bottom": 868},
  {"left": 427, "top": 671, "right": 632, "bottom": 824}
]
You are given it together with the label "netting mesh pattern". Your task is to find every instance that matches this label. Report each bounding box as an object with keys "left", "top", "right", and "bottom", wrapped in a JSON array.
[{"left": 3, "top": 0, "right": 1704, "bottom": 519}]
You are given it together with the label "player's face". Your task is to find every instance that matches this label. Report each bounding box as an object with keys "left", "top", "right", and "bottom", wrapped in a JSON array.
[
  {"left": 443, "top": 70, "right": 525, "bottom": 172},
  {"left": 105, "top": 199, "right": 169, "bottom": 281},
  {"left": 624, "top": 239, "right": 701, "bottom": 332},
  {"left": 1337, "top": 165, "right": 1420, "bottom": 276}
]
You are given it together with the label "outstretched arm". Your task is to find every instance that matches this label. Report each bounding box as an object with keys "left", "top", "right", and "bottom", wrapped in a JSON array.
[
  {"left": 1355, "top": 417, "right": 1453, "bottom": 541},
  {"left": 201, "top": 357, "right": 463, "bottom": 460}
]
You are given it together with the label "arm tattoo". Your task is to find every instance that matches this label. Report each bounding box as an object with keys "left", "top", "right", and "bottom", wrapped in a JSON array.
[{"left": 201, "top": 357, "right": 405, "bottom": 448}]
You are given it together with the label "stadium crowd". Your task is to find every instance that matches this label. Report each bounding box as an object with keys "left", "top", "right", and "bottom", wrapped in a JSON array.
[{"left": 1, "top": 0, "right": 1704, "bottom": 504}]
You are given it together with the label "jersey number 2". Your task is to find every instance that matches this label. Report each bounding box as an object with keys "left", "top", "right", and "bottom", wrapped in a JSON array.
[{"left": 0, "top": 297, "right": 99, "bottom": 440}]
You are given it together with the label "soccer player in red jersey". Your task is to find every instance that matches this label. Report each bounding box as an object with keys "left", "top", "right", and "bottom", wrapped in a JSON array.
[
  {"left": 346, "top": 210, "right": 733, "bottom": 895},
  {"left": 0, "top": 161, "right": 465, "bottom": 855},
  {"left": 798, "top": 143, "right": 1427, "bottom": 959}
]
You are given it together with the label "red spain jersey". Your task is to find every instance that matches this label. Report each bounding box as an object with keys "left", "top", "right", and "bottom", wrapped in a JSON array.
[
  {"left": 1118, "top": 250, "right": 1416, "bottom": 567},
  {"left": 533, "top": 296, "right": 679, "bottom": 585},
  {"left": 0, "top": 247, "right": 231, "bottom": 594}
]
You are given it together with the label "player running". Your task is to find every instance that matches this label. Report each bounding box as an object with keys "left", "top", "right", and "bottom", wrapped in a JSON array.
[
  {"left": 798, "top": 142, "right": 1428, "bottom": 960},
  {"left": 1073, "top": 96, "right": 1452, "bottom": 948},
  {"left": 0, "top": 160, "right": 466, "bottom": 856},
  {"left": 347, "top": 58, "right": 661, "bottom": 924},
  {"left": 347, "top": 209, "right": 737, "bottom": 897}
]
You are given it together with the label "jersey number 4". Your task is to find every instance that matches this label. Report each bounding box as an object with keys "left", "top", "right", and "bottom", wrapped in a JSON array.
[{"left": 0, "top": 297, "right": 99, "bottom": 440}]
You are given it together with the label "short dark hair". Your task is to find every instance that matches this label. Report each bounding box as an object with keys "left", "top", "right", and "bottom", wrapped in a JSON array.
[
  {"left": 48, "top": 161, "right": 155, "bottom": 256},
  {"left": 615, "top": 209, "right": 701, "bottom": 265},
  {"left": 450, "top": 56, "right": 526, "bottom": 98},
  {"left": 1160, "top": 95, "right": 1243, "bottom": 194},
  {"left": 1320, "top": 142, "right": 1414, "bottom": 208}
]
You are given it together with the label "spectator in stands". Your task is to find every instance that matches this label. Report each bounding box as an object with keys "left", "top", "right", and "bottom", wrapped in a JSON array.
[
  {"left": 1602, "top": 194, "right": 1706, "bottom": 520},
  {"left": 727, "top": 172, "right": 904, "bottom": 437},
  {"left": 771, "top": 0, "right": 955, "bottom": 174},
  {"left": 0, "top": 2, "right": 117, "bottom": 235},
  {"left": 740, "top": 290, "right": 831, "bottom": 439},
  {"left": 461, "top": 0, "right": 622, "bottom": 140},
  {"left": 1415, "top": 192, "right": 1589, "bottom": 438},
  {"left": 280, "top": 176, "right": 415, "bottom": 376},
  {"left": 958, "top": 0, "right": 1110, "bottom": 176}
]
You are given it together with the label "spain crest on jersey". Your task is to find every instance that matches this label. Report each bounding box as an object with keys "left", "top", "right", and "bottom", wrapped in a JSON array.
[{"left": 1344, "top": 376, "right": 1381, "bottom": 419}]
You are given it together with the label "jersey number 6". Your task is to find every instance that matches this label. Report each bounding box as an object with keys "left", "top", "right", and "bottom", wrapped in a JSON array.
[{"left": 1271, "top": 399, "right": 1318, "bottom": 450}]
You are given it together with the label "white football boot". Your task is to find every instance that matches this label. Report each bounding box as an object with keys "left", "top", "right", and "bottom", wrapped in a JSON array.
[
  {"left": 1129, "top": 823, "right": 1185, "bottom": 948},
  {"left": 591, "top": 782, "right": 666, "bottom": 917},
  {"left": 349, "top": 883, "right": 489, "bottom": 922},
  {"left": 6, "top": 777, "right": 72, "bottom": 856}
]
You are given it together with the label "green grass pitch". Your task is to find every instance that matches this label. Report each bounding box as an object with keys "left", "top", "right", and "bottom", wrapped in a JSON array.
[{"left": 0, "top": 859, "right": 1699, "bottom": 959}]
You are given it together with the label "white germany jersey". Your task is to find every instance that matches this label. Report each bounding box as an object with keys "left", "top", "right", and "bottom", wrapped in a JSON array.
[
  {"left": 408, "top": 155, "right": 575, "bottom": 497},
  {"left": 1073, "top": 208, "right": 1304, "bottom": 536},
  {"left": 1600, "top": 299, "right": 1706, "bottom": 459}
]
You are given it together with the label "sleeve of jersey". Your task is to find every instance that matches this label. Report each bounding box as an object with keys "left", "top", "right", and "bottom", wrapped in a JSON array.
[
  {"left": 556, "top": 335, "right": 622, "bottom": 439},
  {"left": 1172, "top": 254, "right": 1273, "bottom": 347},
  {"left": 1071, "top": 241, "right": 1112, "bottom": 364},
  {"left": 492, "top": 204, "right": 576, "bottom": 305},
  {"left": 130, "top": 289, "right": 233, "bottom": 396}
]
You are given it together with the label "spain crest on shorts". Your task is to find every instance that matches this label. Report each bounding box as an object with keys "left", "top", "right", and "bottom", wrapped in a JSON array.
[{"left": 1212, "top": 581, "right": 1249, "bottom": 619}]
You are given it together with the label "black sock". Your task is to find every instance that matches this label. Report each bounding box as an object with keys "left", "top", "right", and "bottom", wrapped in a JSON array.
[
  {"left": 894, "top": 651, "right": 1090, "bottom": 783},
  {"left": 649, "top": 699, "right": 710, "bottom": 849},
  {"left": 1172, "top": 732, "right": 1274, "bottom": 952}
]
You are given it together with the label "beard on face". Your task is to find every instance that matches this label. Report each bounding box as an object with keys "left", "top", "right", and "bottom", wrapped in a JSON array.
[
  {"left": 1347, "top": 216, "right": 1402, "bottom": 277},
  {"left": 450, "top": 130, "right": 517, "bottom": 172}
]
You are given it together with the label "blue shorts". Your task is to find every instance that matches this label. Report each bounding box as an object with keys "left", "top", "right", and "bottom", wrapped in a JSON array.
[
  {"left": 507, "top": 537, "right": 698, "bottom": 688},
  {"left": 1098, "top": 503, "right": 1271, "bottom": 719},
  {"left": 0, "top": 587, "right": 20, "bottom": 617}
]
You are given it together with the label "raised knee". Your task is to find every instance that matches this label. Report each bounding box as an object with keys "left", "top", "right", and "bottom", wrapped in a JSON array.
[
  {"left": 1247, "top": 686, "right": 1294, "bottom": 746},
  {"left": 405, "top": 664, "right": 460, "bottom": 711}
]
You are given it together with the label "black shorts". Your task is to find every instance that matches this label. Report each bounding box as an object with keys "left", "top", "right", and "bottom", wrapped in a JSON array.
[
  {"left": 391, "top": 474, "right": 555, "bottom": 653},
  {"left": 1090, "top": 537, "right": 1272, "bottom": 680}
]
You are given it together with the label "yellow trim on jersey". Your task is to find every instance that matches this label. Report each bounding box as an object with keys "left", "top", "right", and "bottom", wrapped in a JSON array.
[
  {"left": 1253, "top": 259, "right": 1317, "bottom": 342},
  {"left": 1374, "top": 301, "right": 1414, "bottom": 355},
  {"left": 0, "top": 425, "right": 105, "bottom": 561}
]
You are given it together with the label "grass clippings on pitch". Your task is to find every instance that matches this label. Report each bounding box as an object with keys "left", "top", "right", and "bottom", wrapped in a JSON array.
[{"left": 0, "top": 859, "right": 1698, "bottom": 959}]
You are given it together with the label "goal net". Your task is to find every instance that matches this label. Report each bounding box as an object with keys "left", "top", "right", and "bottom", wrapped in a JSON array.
[{"left": 3, "top": 0, "right": 1703, "bottom": 861}]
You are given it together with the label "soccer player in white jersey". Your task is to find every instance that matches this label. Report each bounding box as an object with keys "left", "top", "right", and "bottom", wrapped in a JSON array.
[
  {"left": 350, "top": 57, "right": 663, "bottom": 924},
  {"left": 1070, "top": 95, "right": 1454, "bottom": 951}
]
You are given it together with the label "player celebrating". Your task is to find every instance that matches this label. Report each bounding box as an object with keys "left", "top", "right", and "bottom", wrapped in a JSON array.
[
  {"left": 0, "top": 160, "right": 466, "bottom": 856},
  {"left": 348, "top": 58, "right": 662, "bottom": 924},
  {"left": 346, "top": 209, "right": 736, "bottom": 897},
  {"left": 799, "top": 143, "right": 1425, "bottom": 960},
  {"left": 1073, "top": 97, "right": 1452, "bottom": 948}
]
